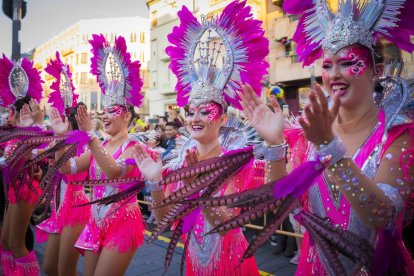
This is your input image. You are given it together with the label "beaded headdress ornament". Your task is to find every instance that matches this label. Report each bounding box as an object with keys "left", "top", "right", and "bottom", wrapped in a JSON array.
[
  {"left": 166, "top": 0, "right": 269, "bottom": 110},
  {"left": 283, "top": 0, "right": 414, "bottom": 66},
  {"left": 89, "top": 34, "right": 143, "bottom": 108},
  {"left": 0, "top": 54, "right": 43, "bottom": 108},
  {"left": 45, "top": 52, "right": 78, "bottom": 115}
]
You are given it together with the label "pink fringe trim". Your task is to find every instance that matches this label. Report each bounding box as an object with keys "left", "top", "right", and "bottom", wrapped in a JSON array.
[
  {"left": 35, "top": 189, "right": 90, "bottom": 242},
  {"left": 186, "top": 230, "right": 260, "bottom": 276},
  {"left": 1, "top": 250, "right": 16, "bottom": 276},
  {"left": 75, "top": 203, "right": 145, "bottom": 254},
  {"left": 8, "top": 179, "right": 41, "bottom": 205},
  {"left": 295, "top": 233, "right": 328, "bottom": 276},
  {"left": 15, "top": 251, "right": 40, "bottom": 276},
  {"left": 56, "top": 188, "right": 90, "bottom": 229}
]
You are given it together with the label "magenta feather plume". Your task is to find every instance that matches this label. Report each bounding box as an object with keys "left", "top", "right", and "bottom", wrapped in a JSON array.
[
  {"left": 89, "top": 33, "right": 107, "bottom": 91},
  {"left": 0, "top": 54, "right": 15, "bottom": 107},
  {"left": 20, "top": 58, "right": 43, "bottom": 102},
  {"left": 0, "top": 54, "right": 43, "bottom": 107},
  {"left": 218, "top": 0, "right": 269, "bottom": 109},
  {"left": 89, "top": 34, "right": 144, "bottom": 108},
  {"left": 282, "top": 0, "right": 313, "bottom": 14},
  {"left": 166, "top": 5, "right": 201, "bottom": 107},
  {"left": 273, "top": 160, "right": 324, "bottom": 199},
  {"left": 65, "top": 130, "right": 91, "bottom": 157},
  {"left": 45, "top": 52, "right": 78, "bottom": 114},
  {"left": 379, "top": 1, "right": 414, "bottom": 53}
]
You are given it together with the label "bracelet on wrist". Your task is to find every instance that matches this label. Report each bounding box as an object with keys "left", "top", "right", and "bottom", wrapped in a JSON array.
[
  {"left": 316, "top": 136, "right": 348, "bottom": 167},
  {"left": 145, "top": 179, "right": 163, "bottom": 192},
  {"left": 87, "top": 130, "right": 97, "bottom": 141},
  {"left": 254, "top": 140, "right": 287, "bottom": 162}
]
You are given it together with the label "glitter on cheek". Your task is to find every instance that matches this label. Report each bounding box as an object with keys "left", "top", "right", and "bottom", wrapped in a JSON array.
[
  {"left": 205, "top": 103, "right": 221, "bottom": 123},
  {"left": 341, "top": 47, "right": 371, "bottom": 78},
  {"left": 104, "top": 106, "right": 126, "bottom": 120}
]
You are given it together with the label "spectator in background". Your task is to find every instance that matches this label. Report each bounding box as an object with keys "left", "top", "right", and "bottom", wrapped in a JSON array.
[
  {"left": 161, "top": 122, "right": 177, "bottom": 160},
  {"left": 130, "top": 114, "right": 146, "bottom": 133},
  {"left": 158, "top": 116, "right": 167, "bottom": 128},
  {"left": 267, "top": 86, "right": 287, "bottom": 112},
  {"left": 167, "top": 109, "right": 183, "bottom": 128}
]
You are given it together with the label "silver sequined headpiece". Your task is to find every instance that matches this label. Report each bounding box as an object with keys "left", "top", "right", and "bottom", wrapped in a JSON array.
[
  {"left": 167, "top": 1, "right": 269, "bottom": 110},
  {"left": 305, "top": 0, "right": 406, "bottom": 54},
  {"left": 101, "top": 46, "right": 127, "bottom": 107},
  {"left": 187, "top": 14, "right": 233, "bottom": 108},
  {"left": 8, "top": 62, "right": 29, "bottom": 100}
]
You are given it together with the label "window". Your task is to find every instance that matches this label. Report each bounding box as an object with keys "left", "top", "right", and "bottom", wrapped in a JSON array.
[
  {"left": 91, "top": 91, "right": 98, "bottom": 111},
  {"left": 140, "top": 51, "right": 145, "bottom": 62},
  {"left": 140, "top": 32, "right": 145, "bottom": 43},
  {"left": 151, "top": 11, "right": 157, "bottom": 27},
  {"left": 80, "top": 72, "right": 88, "bottom": 84},
  {"left": 130, "top": 32, "right": 137, "bottom": 43},
  {"left": 81, "top": 53, "right": 88, "bottom": 64},
  {"left": 76, "top": 54, "right": 79, "bottom": 65}
]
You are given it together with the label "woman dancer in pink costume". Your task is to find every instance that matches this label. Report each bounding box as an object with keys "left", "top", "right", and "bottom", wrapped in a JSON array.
[
  {"left": 220, "top": 0, "right": 414, "bottom": 274},
  {"left": 51, "top": 34, "right": 147, "bottom": 276},
  {"left": 36, "top": 52, "right": 90, "bottom": 276},
  {"left": 0, "top": 55, "right": 44, "bottom": 276},
  {"left": 132, "top": 1, "right": 287, "bottom": 275}
]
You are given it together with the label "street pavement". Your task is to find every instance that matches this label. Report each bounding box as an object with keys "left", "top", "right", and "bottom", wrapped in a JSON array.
[{"left": 33, "top": 226, "right": 297, "bottom": 276}]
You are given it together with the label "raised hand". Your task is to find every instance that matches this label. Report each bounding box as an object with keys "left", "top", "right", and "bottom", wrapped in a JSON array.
[
  {"left": 133, "top": 144, "right": 163, "bottom": 182},
  {"left": 49, "top": 107, "right": 68, "bottom": 135},
  {"left": 298, "top": 83, "right": 340, "bottom": 146},
  {"left": 239, "top": 84, "right": 284, "bottom": 145},
  {"left": 19, "top": 104, "right": 34, "bottom": 127},
  {"left": 29, "top": 99, "right": 43, "bottom": 124},
  {"left": 75, "top": 105, "right": 92, "bottom": 132}
]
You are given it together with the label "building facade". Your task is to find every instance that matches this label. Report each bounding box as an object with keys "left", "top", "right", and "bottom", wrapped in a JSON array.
[{"left": 32, "top": 17, "right": 150, "bottom": 114}]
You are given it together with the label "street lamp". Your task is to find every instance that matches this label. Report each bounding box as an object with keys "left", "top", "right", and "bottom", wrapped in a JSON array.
[{"left": 2, "top": 0, "right": 27, "bottom": 61}]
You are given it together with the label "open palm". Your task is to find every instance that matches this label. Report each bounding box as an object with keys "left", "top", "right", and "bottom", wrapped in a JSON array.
[
  {"left": 19, "top": 104, "right": 34, "bottom": 127},
  {"left": 134, "top": 144, "right": 163, "bottom": 182},
  {"left": 49, "top": 107, "right": 68, "bottom": 135},
  {"left": 239, "top": 84, "right": 285, "bottom": 145}
]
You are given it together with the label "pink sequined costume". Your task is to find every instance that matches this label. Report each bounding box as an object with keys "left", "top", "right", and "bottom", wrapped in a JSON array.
[
  {"left": 35, "top": 172, "right": 90, "bottom": 242},
  {"left": 75, "top": 140, "right": 145, "bottom": 254},
  {"left": 165, "top": 151, "right": 264, "bottom": 276},
  {"left": 0, "top": 55, "right": 44, "bottom": 276},
  {"left": 291, "top": 111, "right": 414, "bottom": 275},
  {"left": 3, "top": 140, "right": 41, "bottom": 205}
]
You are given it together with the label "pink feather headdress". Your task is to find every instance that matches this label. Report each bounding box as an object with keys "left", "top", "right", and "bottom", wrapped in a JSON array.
[
  {"left": 283, "top": 0, "right": 414, "bottom": 66},
  {"left": 166, "top": 0, "right": 269, "bottom": 110},
  {"left": 0, "top": 54, "right": 43, "bottom": 108},
  {"left": 89, "top": 34, "right": 143, "bottom": 108},
  {"left": 45, "top": 52, "right": 78, "bottom": 115}
]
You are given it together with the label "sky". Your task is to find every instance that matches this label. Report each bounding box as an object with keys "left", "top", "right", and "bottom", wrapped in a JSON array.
[{"left": 0, "top": 0, "right": 149, "bottom": 56}]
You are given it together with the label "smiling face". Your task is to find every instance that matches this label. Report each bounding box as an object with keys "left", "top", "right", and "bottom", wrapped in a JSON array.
[
  {"left": 322, "top": 44, "right": 380, "bottom": 108},
  {"left": 102, "top": 105, "right": 131, "bottom": 136},
  {"left": 186, "top": 102, "right": 226, "bottom": 144}
]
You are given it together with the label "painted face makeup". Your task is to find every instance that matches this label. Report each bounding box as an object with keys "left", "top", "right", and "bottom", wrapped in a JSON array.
[
  {"left": 338, "top": 46, "right": 371, "bottom": 79},
  {"left": 188, "top": 102, "right": 222, "bottom": 123},
  {"left": 103, "top": 105, "right": 127, "bottom": 120},
  {"left": 323, "top": 46, "right": 372, "bottom": 80}
]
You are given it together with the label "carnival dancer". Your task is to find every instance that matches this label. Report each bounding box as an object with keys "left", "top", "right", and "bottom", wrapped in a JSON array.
[
  {"left": 0, "top": 55, "right": 44, "bottom": 275},
  {"left": 193, "top": 0, "right": 414, "bottom": 274},
  {"left": 35, "top": 52, "right": 90, "bottom": 276},
  {"left": 131, "top": 1, "right": 287, "bottom": 275},
  {"left": 50, "top": 34, "right": 146, "bottom": 276}
]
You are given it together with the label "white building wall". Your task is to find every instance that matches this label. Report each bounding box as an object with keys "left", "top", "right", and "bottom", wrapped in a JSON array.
[{"left": 33, "top": 17, "right": 150, "bottom": 114}]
